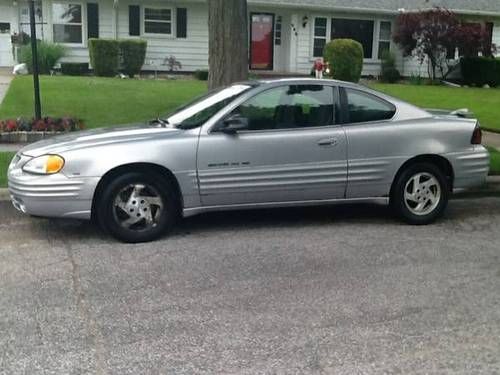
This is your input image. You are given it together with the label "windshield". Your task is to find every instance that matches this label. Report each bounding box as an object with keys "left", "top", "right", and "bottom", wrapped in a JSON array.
[{"left": 165, "top": 84, "right": 254, "bottom": 129}]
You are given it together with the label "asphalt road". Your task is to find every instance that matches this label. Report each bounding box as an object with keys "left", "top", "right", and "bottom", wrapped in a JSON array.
[{"left": 1, "top": 198, "right": 500, "bottom": 374}]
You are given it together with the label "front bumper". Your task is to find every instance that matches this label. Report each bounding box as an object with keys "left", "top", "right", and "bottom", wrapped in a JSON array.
[{"left": 8, "top": 160, "right": 99, "bottom": 220}]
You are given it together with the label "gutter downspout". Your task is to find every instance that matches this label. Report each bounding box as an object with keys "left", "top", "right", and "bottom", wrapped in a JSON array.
[{"left": 112, "top": 0, "right": 119, "bottom": 39}]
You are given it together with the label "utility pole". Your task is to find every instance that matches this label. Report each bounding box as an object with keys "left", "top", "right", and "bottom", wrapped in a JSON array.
[{"left": 29, "top": 0, "right": 42, "bottom": 120}]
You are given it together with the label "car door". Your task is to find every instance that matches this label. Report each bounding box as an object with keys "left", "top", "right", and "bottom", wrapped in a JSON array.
[
  {"left": 339, "top": 87, "right": 401, "bottom": 199},
  {"left": 196, "top": 83, "right": 348, "bottom": 206}
]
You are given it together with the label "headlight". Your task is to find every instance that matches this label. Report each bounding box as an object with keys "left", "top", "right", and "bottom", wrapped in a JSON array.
[{"left": 22, "top": 155, "right": 65, "bottom": 175}]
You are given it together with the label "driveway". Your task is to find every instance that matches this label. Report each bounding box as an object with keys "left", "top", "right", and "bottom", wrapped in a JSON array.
[{"left": 1, "top": 198, "right": 500, "bottom": 374}]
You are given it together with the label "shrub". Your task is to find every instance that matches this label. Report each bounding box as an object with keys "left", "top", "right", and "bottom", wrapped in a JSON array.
[
  {"left": 461, "top": 57, "right": 500, "bottom": 87},
  {"left": 163, "top": 55, "right": 182, "bottom": 71},
  {"left": 323, "top": 39, "right": 363, "bottom": 83},
  {"left": 19, "top": 41, "right": 66, "bottom": 74},
  {"left": 120, "top": 39, "right": 147, "bottom": 77},
  {"left": 61, "top": 62, "right": 89, "bottom": 76},
  {"left": 380, "top": 51, "right": 401, "bottom": 83},
  {"left": 194, "top": 69, "right": 209, "bottom": 81},
  {"left": 88, "top": 38, "right": 120, "bottom": 77},
  {"left": 408, "top": 73, "right": 425, "bottom": 85}
]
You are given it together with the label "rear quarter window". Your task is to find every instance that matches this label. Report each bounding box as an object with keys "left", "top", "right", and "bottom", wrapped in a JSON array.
[{"left": 343, "top": 88, "right": 396, "bottom": 124}]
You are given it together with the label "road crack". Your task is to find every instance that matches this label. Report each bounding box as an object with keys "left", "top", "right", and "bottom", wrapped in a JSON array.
[{"left": 63, "top": 239, "right": 108, "bottom": 375}]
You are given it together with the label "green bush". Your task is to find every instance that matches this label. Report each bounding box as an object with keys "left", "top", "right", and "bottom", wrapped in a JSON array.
[
  {"left": 323, "top": 39, "right": 363, "bottom": 83},
  {"left": 461, "top": 57, "right": 500, "bottom": 87},
  {"left": 380, "top": 51, "right": 400, "bottom": 83},
  {"left": 60, "top": 62, "right": 89, "bottom": 76},
  {"left": 120, "top": 39, "right": 147, "bottom": 78},
  {"left": 88, "top": 38, "right": 120, "bottom": 77},
  {"left": 19, "top": 41, "right": 66, "bottom": 74},
  {"left": 194, "top": 69, "right": 209, "bottom": 81}
]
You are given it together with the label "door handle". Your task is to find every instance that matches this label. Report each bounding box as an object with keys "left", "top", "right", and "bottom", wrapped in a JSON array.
[{"left": 317, "top": 137, "right": 338, "bottom": 147}]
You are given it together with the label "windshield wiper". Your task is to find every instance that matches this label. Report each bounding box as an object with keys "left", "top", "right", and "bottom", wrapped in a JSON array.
[
  {"left": 176, "top": 122, "right": 202, "bottom": 130},
  {"left": 149, "top": 117, "right": 169, "bottom": 127}
]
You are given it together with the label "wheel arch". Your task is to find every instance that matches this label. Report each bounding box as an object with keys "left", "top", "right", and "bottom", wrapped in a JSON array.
[
  {"left": 91, "top": 162, "right": 183, "bottom": 221},
  {"left": 390, "top": 154, "right": 455, "bottom": 197}
]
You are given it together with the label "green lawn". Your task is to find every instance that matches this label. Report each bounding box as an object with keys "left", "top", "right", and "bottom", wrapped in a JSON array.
[
  {"left": 0, "top": 152, "right": 15, "bottom": 187},
  {"left": 369, "top": 83, "right": 500, "bottom": 132},
  {"left": 488, "top": 147, "right": 500, "bottom": 175},
  {"left": 0, "top": 76, "right": 207, "bottom": 129}
]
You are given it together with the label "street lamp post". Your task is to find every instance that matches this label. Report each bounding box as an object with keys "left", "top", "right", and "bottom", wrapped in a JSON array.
[{"left": 29, "top": 0, "right": 42, "bottom": 120}]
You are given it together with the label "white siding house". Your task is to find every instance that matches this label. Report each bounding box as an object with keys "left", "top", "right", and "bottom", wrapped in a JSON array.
[{"left": 0, "top": 0, "right": 499, "bottom": 77}]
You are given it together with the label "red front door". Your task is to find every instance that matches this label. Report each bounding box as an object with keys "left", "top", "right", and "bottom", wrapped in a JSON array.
[{"left": 250, "top": 13, "right": 274, "bottom": 70}]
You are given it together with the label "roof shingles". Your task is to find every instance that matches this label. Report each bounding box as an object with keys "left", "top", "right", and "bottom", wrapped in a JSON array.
[{"left": 249, "top": 0, "right": 500, "bottom": 15}]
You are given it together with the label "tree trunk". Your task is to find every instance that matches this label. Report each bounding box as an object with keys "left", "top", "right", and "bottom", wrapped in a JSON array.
[{"left": 208, "top": 0, "right": 248, "bottom": 90}]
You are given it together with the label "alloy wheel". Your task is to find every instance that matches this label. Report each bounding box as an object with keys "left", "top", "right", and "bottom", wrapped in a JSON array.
[
  {"left": 403, "top": 172, "right": 442, "bottom": 216},
  {"left": 112, "top": 183, "right": 164, "bottom": 231}
]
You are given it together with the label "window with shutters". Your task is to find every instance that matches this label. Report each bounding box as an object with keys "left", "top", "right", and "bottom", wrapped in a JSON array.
[
  {"left": 143, "top": 7, "right": 173, "bottom": 35},
  {"left": 52, "top": 3, "right": 83, "bottom": 44}
]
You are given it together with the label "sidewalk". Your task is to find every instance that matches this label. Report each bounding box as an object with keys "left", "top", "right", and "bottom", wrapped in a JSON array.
[
  {"left": 0, "top": 68, "right": 13, "bottom": 106},
  {"left": 483, "top": 131, "right": 500, "bottom": 150}
]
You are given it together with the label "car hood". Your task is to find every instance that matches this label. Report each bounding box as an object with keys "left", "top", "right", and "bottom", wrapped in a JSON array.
[{"left": 20, "top": 123, "right": 183, "bottom": 157}]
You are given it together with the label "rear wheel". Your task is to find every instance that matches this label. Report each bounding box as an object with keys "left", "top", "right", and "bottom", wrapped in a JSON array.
[
  {"left": 391, "top": 163, "right": 449, "bottom": 225},
  {"left": 97, "top": 172, "right": 178, "bottom": 242}
]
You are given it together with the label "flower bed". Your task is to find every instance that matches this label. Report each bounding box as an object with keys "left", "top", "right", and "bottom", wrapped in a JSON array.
[{"left": 0, "top": 117, "right": 84, "bottom": 143}]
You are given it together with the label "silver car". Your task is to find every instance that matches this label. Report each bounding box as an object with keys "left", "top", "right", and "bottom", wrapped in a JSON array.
[{"left": 8, "top": 79, "right": 489, "bottom": 242}]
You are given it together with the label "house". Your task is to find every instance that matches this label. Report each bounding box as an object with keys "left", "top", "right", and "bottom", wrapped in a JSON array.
[{"left": 0, "top": 0, "right": 499, "bottom": 77}]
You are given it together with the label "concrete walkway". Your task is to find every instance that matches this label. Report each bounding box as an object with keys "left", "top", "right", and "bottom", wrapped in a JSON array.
[
  {"left": 483, "top": 131, "right": 500, "bottom": 150},
  {"left": 0, "top": 68, "right": 13, "bottom": 106}
]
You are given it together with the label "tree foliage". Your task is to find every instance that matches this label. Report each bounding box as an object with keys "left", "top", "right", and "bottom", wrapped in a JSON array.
[{"left": 393, "top": 8, "right": 495, "bottom": 80}]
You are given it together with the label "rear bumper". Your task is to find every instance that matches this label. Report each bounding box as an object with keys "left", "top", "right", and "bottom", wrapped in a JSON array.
[
  {"left": 446, "top": 146, "right": 490, "bottom": 192},
  {"left": 8, "top": 169, "right": 99, "bottom": 220}
]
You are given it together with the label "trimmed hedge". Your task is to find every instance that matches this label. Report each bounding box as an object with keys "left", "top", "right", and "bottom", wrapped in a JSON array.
[
  {"left": 61, "top": 62, "right": 89, "bottom": 76},
  {"left": 120, "top": 39, "right": 147, "bottom": 77},
  {"left": 194, "top": 69, "right": 208, "bottom": 81},
  {"left": 324, "top": 39, "right": 363, "bottom": 83},
  {"left": 89, "top": 38, "right": 120, "bottom": 77},
  {"left": 461, "top": 57, "right": 500, "bottom": 87}
]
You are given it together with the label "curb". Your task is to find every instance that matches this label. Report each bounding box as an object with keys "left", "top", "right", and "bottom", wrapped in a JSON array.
[
  {"left": 0, "top": 188, "right": 10, "bottom": 201},
  {"left": 1, "top": 177, "right": 499, "bottom": 203}
]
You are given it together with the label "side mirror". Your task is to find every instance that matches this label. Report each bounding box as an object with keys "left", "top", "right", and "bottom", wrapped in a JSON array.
[{"left": 219, "top": 115, "right": 249, "bottom": 135}]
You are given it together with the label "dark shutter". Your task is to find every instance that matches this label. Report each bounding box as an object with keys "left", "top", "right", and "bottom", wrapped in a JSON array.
[
  {"left": 87, "top": 3, "right": 99, "bottom": 39},
  {"left": 129, "top": 5, "right": 140, "bottom": 36},
  {"left": 176, "top": 8, "right": 187, "bottom": 38}
]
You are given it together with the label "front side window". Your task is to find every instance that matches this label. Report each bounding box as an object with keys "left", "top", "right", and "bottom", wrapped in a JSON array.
[
  {"left": 144, "top": 8, "right": 172, "bottom": 35},
  {"left": 344, "top": 88, "right": 396, "bottom": 124},
  {"left": 52, "top": 3, "right": 83, "bottom": 44},
  {"left": 233, "top": 85, "right": 335, "bottom": 131},
  {"left": 331, "top": 18, "right": 374, "bottom": 58}
]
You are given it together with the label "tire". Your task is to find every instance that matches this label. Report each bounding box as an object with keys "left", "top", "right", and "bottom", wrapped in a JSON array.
[
  {"left": 96, "top": 171, "right": 178, "bottom": 243},
  {"left": 391, "top": 162, "right": 449, "bottom": 225}
]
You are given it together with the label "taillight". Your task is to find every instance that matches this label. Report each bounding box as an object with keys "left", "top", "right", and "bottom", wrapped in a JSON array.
[{"left": 471, "top": 123, "right": 482, "bottom": 145}]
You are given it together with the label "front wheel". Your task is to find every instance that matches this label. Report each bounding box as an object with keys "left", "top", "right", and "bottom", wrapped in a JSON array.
[
  {"left": 391, "top": 163, "right": 449, "bottom": 225},
  {"left": 97, "top": 172, "right": 178, "bottom": 243}
]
